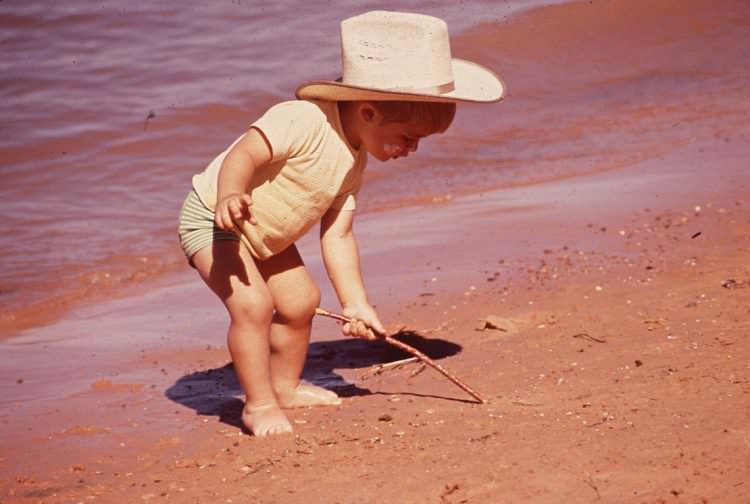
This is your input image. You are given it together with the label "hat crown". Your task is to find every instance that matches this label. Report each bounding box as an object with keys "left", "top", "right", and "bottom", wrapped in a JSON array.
[{"left": 341, "top": 11, "right": 455, "bottom": 93}]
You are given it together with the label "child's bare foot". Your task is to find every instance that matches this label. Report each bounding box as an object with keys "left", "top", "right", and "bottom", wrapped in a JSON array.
[
  {"left": 277, "top": 382, "right": 342, "bottom": 408},
  {"left": 242, "top": 403, "right": 293, "bottom": 437}
]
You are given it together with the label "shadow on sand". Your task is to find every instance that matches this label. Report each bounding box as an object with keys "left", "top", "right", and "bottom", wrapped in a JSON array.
[{"left": 165, "top": 330, "right": 462, "bottom": 430}]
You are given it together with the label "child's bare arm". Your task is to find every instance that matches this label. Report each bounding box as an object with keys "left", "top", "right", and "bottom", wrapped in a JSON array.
[
  {"left": 320, "top": 208, "right": 386, "bottom": 340},
  {"left": 215, "top": 128, "right": 272, "bottom": 231}
]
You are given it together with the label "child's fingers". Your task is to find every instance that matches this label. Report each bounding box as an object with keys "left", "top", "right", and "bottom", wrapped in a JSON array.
[
  {"left": 354, "top": 319, "right": 370, "bottom": 338},
  {"left": 215, "top": 194, "right": 258, "bottom": 230},
  {"left": 369, "top": 316, "right": 386, "bottom": 336},
  {"left": 342, "top": 319, "right": 377, "bottom": 340},
  {"left": 228, "top": 195, "right": 256, "bottom": 226},
  {"left": 358, "top": 312, "right": 386, "bottom": 337},
  {"left": 215, "top": 207, "right": 234, "bottom": 231},
  {"left": 229, "top": 198, "right": 245, "bottom": 220},
  {"left": 360, "top": 321, "right": 379, "bottom": 341},
  {"left": 224, "top": 205, "right": 238, "bottom": 230},
  {"left": 240, "top": 195, "right": 258, "bottom": 225},
  {"left": 346, "top": 320, "right": 363, "bottom": 336}
]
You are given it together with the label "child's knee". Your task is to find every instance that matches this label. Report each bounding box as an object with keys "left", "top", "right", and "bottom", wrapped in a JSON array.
[
  {"left": 277, "top": 283, "right": 320, "bottom": 325},
  {"left": 229, "top": 291, "right": 275, "bottom": 327}
]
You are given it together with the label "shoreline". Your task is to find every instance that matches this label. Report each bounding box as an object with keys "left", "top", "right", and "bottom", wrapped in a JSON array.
[{"left": 0, "top": 146, "right": 686, "bottom": 341}]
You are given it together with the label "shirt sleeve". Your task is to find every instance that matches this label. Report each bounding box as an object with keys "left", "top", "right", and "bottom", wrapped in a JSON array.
[{"left": 251, "top": 100, "right": 325, "bottom": 162}]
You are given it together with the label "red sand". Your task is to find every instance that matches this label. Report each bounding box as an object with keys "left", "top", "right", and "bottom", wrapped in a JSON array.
[{"left": 2, "top": 1, "right": 749, "bottom": 502}]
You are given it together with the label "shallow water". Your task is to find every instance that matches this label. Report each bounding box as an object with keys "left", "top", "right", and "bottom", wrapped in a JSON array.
[{"left": 1, "top": 0, "right": 748, "bottom": 336}]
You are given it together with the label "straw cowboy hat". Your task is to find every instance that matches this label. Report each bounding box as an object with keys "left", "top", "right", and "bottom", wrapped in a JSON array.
[{"left": 295, "top": 10, "right": 505, "bottom": 104}]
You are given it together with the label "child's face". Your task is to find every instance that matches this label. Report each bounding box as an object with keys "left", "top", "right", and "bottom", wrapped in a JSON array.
[{"left": 357, "top": 107, "right": 431, "bottom": 162}]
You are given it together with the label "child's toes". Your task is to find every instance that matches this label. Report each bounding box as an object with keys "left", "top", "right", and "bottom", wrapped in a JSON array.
[{"left": 243, "top": 403, "right": 293, "bottom": 436}]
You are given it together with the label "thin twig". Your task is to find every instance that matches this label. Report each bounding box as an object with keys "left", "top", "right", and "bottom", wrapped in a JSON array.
[
  {"left": 572, "top": 333, "right": 607, "bottom": 344},
  {"left": 410, "top": 363, "right": 427, "bottom": 377},
  {"left": 511, "top": 400, "right": 544, "bottom": 407},
  {"left": 375, "top": 356, "right": 420, "bottom": 370},
  {"left": 361, "top": 357, "right": 419, "bottom": 379},
  {"left": 315, "top": 307, "right": 486, "bottom": 404},
  {"left": 584, "top": 472, "right": 602, "bottom": 500}
]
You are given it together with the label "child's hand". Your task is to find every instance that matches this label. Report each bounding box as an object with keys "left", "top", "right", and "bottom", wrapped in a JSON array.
[
  {"left": 215, "top": 193, "right": 257, "bottom": 231},
  {"left": 341, "top": 304, "right": 386, "bottom": 340}
]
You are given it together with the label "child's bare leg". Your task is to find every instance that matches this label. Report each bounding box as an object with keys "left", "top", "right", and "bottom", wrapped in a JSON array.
[
  {"left": 257, "top": 245, "right": 342, "bottom": 408},
  {"left": 192, "top": 240, "right": 293, "bottom": 436}
]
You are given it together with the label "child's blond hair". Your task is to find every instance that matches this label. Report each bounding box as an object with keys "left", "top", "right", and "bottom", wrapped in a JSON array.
[{"left": 372, "top": 101, "right": 456, "bottom": 134}]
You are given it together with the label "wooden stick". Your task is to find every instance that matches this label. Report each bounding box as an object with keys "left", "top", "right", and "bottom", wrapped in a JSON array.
[
  {"left": 361, "top": 357, "right": 419, "bottom": 380},
  {"left": 314, "top": 307, "right": 486, "bottom": 404}
]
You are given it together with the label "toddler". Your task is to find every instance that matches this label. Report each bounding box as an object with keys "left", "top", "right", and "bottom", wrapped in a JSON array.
[{"left": 178, "top": 10, "right": 504, "bottom": 436}]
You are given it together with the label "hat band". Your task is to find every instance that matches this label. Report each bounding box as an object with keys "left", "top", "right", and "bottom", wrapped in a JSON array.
[{"left": 384, "top": 80, "right": 455, "bottom": 95}]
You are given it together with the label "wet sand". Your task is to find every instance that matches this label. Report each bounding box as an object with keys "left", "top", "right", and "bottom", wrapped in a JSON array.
[{"left": 2, "top": 0, "right": 749, "bottom": 502}]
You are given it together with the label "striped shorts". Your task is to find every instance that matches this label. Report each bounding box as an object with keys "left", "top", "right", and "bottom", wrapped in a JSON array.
[{"left": 178, "top": 189, "right": 239, "bottom": 264}]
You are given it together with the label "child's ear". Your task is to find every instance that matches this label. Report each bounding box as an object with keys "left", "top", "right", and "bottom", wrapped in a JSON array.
[{"left": 358, "top": 102, "right": 378, "bottom": 124}]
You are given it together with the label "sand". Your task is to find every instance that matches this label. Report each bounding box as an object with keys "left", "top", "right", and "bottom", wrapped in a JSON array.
[{"left": 2, "top": 0, "right": 749, "bottom": 502}]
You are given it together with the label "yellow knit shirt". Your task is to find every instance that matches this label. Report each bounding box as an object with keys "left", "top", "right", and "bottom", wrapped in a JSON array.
[{"left": 191, "top": 100, "right": 367, "bottom": 259}]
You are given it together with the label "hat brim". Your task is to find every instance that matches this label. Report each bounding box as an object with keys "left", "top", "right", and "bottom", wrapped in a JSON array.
[{"left": 295, "top": 59, "right": 505, "bottom": 104}]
